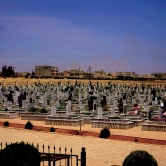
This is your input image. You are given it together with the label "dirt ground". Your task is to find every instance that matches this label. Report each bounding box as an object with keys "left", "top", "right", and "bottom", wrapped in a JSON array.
[
  {"left": 0, "top": 117, "right": 166, "bottom": 166},
  {"left": 1, "top": 77, "right": 166, "bottom": 87},
  {"left": 1, "top": 78, "right": 166, "bottom": 165}
]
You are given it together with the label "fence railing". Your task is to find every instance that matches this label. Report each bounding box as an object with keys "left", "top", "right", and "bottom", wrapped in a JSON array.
[{"left": 0, "top": 142, "right": 86, "bottom": 166}]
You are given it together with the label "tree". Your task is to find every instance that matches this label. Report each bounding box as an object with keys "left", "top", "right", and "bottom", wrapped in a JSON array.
[
  {"left": 2, "top": 65, "right": 15, "bottom": 77},
  {"left": 31, "top": 70, "right": 35, "bottom": 76},
  {"left": 123, "top": 150, "right": 158, "bottom": 166},
  {"left": 0, "top": 141, "right": 41, "bottom": 166}
]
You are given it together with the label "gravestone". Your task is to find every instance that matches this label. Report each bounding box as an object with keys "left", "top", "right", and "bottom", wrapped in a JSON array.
[
  {"left": 56, "top": 100, "right": 60, "bottom": 109},
  {"left": 98, "top": 107, "right": 102, "bottom": 118},
  {"left": 35, "top": 99, "right": 39, "bottom": 107},
  {"left": 51, "top": 105, "right": 56, "bottom": 116},
  {"left": 22, "top": 100, "right": 27, "bottom": 108},
  {"left": 111, "top": 105, "right": 115, "bottom": 117},
  {"left": 7, "top": 101, "right": 12, "bottom": 110},
  {"left": 144, "top": 102, "right": 147, "bottom": 111},
  {"left": 3, "top": 97, "right": 7, "bottom": 107},
  {"left": 13, "top": 95, "right": 19, "bottom": 106},
  {"left": 155, "top": 97, "right": 158, "bottom": 104},
  {"left": 152, "top": 101, "right": 155, "bottom": 107},
  {"left": 26, "top": 103, "right": 31, "bottom": 112}
]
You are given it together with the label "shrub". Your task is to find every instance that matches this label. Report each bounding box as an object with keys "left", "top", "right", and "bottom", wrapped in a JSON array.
[
  {"left": 29, "top": 106, "right": 39, "bottom": 113},
  {"left": 3, "top": 121, "right": 9, "bottom": 127},
  {"left": 50, "top": 127, "right": 55, "bottom": 132},
  {"left": 0, "top": 141, "right": 41, "bottom": 166},
  {"left": 123, "top": 150, "right": 158, "bottom": 166},
  {"left": 39, "top": 108, "right": 48, "bottom": 113},
  {"left": 25, "top": 121, "right": 34, "bottom": 130},
  {"left": 83, "top": 112, "right": 92, "bottom": 115},
  {"left": 109, "top": 116, "right": 121, "bottom": 119},
  {"left": 99, "top": 127, "right": 110, "bottom": 138},
  {"left": 68, "top": 115, "right": 77, "bottom": 118}
]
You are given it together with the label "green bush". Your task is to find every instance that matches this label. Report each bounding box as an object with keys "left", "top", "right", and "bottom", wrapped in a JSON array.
[
  {"left": 3, "top": 121, "right": 9, "bottom": 127},
  {"left": 69, "top": 115, "right": 78, "bottom": 118},
  {"left": 0, "top": 141, "right": 41, "bottom": 166},
  {"left": 39, "top": 108, "right": 48, "bottom": 113},
  {"left": 99, "top": 127, "right": 110, "bottom": 138},
  {"left": 29, "top": 106, "right": 39, "bottom": 113},
  {"left": 108, "top": 116, "right": 121, "bottom": 119},
  {"left": 50, "top": 127, "right": 55, "bottom": 132},
  {"left": 123, "top": 150, "right": 158, "bottom": 166},
  {"left": 83, "top": 112, "right": 92, "bottom": 115},
  {"left": 25, "top": 121, "right": 34, "bottom": 130}
]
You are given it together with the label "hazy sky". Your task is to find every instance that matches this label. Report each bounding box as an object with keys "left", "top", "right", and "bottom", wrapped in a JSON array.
[{"left": 0, "top": 0, "right": 166, "bottom": 74}]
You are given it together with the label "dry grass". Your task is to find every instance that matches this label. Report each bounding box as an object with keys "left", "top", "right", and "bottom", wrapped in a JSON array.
[{"left": 1, "top": 77, "right": 166, "bottom": 87}]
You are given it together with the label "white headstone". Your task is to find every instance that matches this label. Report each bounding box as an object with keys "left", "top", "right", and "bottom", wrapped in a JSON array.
[
  {"left": 98, "top": 107, "right": 102, "bottom": 118},
  {"left": 35, "top": 99, "right": 39, "bottom": 107},
  {"left": 155, "top": 97, "right": 158, "bottom": 104},
  {"left": 111, "top": 105, "right": 115, "bottom": 117},
  {"left": 51, "top": 105, "right": 56, "bottom": 116},
  {"left": 152, "top": 101, "right": 155, "bottom": 107},
  {"left": 22, "top": 100, "right": 27, "bottom": 108},
  {"left": 13, "top": 95, "right": 19, "bottom": 105},
  {"left": 56, "top": 100, "right": 60, "bottom": 109},
  {"left": 67, "top": 100, "right": 72, "bottom": 112},
  {"left": 3, "top": 97, "right": 7, "bottom": 106},
  {"left": 7, "top": 101, "right": 12, "bottom": 110},
  {"left": 144, "top": 102, "right": 147, "bottom": 111}
]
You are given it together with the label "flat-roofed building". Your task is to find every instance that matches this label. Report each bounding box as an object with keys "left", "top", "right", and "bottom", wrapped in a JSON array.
[
  {"left": 161, "top": 73, "right": 166, "bottom": 80},
  {"left": 35, "top": 65, "right": 58, "bottom": 77},
  {"left": 60, "top": 70, "right": 70, "bottom": 77},
  {"left": 93, "top": 70, "right": 107, "bottom": 78},
  {"left": 143, "top": 74, "right": 155, "bottom": 79},
  {"left": 116, "top": 71, "right": 136, "bottom": 78}
]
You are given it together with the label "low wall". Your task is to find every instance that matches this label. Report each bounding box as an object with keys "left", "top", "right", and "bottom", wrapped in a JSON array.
[
  {"left": 21, "top": 114, "right": 48, "bottom": 121},
  {"left": 45, "top": 118, "right": 84, "bottom": 126},
  {"left": 0, "top": 111, "right": 18, "bottom": 119},
  {"left": 92, "top": 120, "right": 134, "bottom": 129},
  {"left": 142, "top": 121, "right": 166, "bottom": 131}
]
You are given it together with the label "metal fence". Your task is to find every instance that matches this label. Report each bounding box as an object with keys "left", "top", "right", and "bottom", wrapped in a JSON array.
[{"left": 0, "top": 142, "right": 86, "bottom": 166}]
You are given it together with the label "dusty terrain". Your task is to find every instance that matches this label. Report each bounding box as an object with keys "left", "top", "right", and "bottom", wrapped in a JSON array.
[
  {"left": 1, "top": 78, "right": 166, "bottom": 166},
  {"left": 0, "top": 117, "right": 166, "bottom": 166},
  {"left": 1, "top": 77, "right": 166, "bottom": 87}
]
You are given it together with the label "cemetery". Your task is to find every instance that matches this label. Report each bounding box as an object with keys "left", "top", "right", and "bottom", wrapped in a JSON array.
[{"left": 0, "top": 79, "right": 166, "bottom": 131}]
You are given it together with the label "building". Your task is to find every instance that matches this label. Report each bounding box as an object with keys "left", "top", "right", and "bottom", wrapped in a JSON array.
[
  {"left": 108, "top": 73, "right": 118, "bottom": 79},
  {"left": 151, "top": 72, "right": 166, "bottom": 80},
  {"left": 142, "top": 74, "right": 155, "bottom": 79},
  {"left": 116, "top": 71, "right": 136, "bottom": 79},
  {"left": 69, "top": 69, "right": 79, "bottom": 77},
  {"left": 161, "top": 73, "right": 166, "bottom": 80},
  {"left": 59, "top": 70, "right": 70, "bottom": 77},
  {"left": 35, "top": 65, "right": 58, "bottom": 77},
  {"left": 93, "top": 70, "right": 107, "bottom": 78}
]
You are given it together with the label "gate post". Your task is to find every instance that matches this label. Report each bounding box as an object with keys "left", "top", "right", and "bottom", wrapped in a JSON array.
[{"left": 81, "top": 147, "right": 86, "bottom": 166}]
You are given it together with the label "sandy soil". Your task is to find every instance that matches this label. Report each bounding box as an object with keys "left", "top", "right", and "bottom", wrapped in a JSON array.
[
  {"left": 1, "top": 78, "right": 166, "bottom": 165},
  {"left": 1, "top": 77, "right": 166, "bottom": 87},
  {"left": 1, "top": 117, "right": 166, "bottom": 166}
]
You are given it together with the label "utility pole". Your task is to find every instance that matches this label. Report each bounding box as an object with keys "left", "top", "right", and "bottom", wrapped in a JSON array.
[
  {"left": 78, "top": 67, "right": 80, "bottom": 78},
  {"left": 88, "top": 66, "right": 91, "bottom": 82}
]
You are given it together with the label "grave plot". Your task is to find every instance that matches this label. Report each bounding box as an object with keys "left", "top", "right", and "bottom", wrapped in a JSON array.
[{"left": 0, "top": 81, "right": 166, "bottom": 129}]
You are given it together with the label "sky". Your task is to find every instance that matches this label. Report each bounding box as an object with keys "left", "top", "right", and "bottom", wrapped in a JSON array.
[{"left": 0, "top": 0, "right": 166, "bottom": 74}]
